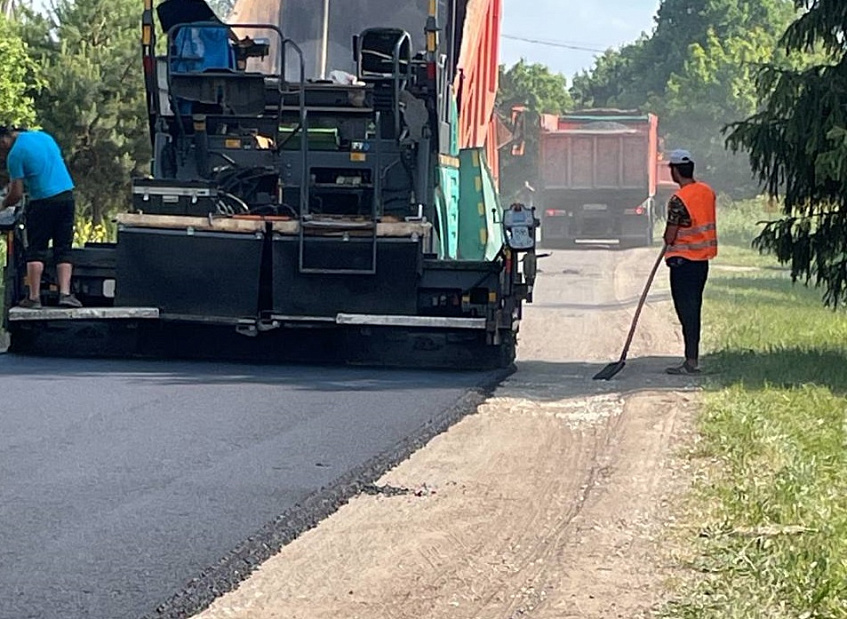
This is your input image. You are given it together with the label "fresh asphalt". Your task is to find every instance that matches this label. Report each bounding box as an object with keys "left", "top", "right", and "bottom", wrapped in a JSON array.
[{"left": 0, "top": 354, "right": 500, "bottom": 619}]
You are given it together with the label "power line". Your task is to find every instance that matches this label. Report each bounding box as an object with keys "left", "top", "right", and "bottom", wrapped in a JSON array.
[{"left": 501, "top": 34, "right": 606, "bottom": 53}]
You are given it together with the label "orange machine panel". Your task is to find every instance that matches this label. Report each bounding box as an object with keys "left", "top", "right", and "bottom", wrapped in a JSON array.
[{"left": 453, "top": 0, "right": 502, "bottom": 180}]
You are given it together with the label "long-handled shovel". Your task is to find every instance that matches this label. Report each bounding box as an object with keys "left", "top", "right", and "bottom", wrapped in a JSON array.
[{"left": 593, "top": 244, "right": 668, "bottom": 380}]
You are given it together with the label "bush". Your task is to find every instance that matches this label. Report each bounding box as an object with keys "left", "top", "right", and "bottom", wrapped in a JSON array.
[{"left": 73, "top": 216, "right": 113, "bottom": 245}]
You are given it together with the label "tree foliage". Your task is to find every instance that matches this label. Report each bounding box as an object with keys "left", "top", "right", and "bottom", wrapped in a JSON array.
[
  {"left": 572, "top": 0, "right": 796, "bottom": 197},
  {"left": 497, "top": 60, "right": 572, "bottom": 201},
  {"left": 726, "top": 0, "right": 847, "bottom": 306},
  {"left": 22, "top": 0, "right": 150, "bottom": 223},
  {"left": 498, "top": 60, "right": 573, "bottom": 117},
  {"left": 0, "top": 12, "right": 41, "bottom": 128}
]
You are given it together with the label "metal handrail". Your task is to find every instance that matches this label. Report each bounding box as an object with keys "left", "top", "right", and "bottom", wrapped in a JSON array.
[
  {"left": 297, "top": 112, "right": 381, "bottom": 276},
  {"left": 391, "top": 32, "right": 413, "bottom": 138}
]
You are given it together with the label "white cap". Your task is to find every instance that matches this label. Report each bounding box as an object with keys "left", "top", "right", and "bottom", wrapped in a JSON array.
[{"left": 668, "top": 149, "right": 694, "bottom": 165}]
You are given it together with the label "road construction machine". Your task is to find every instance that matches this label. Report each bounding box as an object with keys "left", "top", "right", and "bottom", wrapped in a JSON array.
[{"left": 1, "top": 0, "right": 538, "bottom": 369}]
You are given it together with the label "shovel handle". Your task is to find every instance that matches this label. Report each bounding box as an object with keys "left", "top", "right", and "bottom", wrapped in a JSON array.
[{"left": 618, "top": 245, "right": 668, "bottom": 362}]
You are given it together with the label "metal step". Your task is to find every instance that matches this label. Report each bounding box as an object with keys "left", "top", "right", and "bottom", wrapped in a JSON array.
[{"left": 8, "top": 307, "right": 160, "bottom": 322}]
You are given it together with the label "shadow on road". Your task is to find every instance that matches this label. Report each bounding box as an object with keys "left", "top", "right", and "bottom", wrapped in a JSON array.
[
  {"left": 533, "top": 291, "right": 672, "bottom": 312},
  {"left": 0, "top": 351, "right": 710, "bottom": 398},
  {"left": 505, "top": 356, "right": 703, "bottom": 403},
  {"left": 0, "top": 353, "right": 503, "bottom": 392},
  {"left": 704, "top": 347, "right": 847, "bottom": 395},
  {"left": 510, "top": 348, "right": 847, "bottom": 402}
]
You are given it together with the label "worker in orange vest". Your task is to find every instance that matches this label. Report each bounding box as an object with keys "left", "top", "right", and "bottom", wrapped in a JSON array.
[{"left": 662, "top": 149, "right": 717, "bottom": 375}]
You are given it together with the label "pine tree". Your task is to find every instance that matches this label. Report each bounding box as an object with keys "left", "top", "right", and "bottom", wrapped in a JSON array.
[{"left": 726, "top": 0, "right": 847, "bottom": 306}]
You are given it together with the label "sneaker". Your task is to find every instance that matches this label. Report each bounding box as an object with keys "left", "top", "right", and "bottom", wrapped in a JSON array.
[
  {"left": 17, "top": 297, "right": 42, "bottom": 310},
  {"left": 58, "top": 293, "right": 83, "bottom": 308},
  {"left": 666, "top": 361, "right": 701, "bottom": 376}
]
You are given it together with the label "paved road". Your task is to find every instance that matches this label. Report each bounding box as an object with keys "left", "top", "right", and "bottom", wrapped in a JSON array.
[{"left": 0, "top": 355, "right": 496, "bottom": 619}]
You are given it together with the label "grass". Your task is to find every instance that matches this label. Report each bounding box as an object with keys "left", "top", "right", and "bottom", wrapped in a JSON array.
[{"left": 661, "top": 200, "right": 847, "bottom": 618}]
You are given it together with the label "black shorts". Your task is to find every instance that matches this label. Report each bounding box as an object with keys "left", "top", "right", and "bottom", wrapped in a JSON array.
[{"left": 25, "top": 191, "right": 75, "bottom": 264}]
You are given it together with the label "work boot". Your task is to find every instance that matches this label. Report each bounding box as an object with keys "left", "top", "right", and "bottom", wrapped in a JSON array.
[
  {"left": 58, "top": 293, "right": 83, "bottom": 308},
  {"left": 666, "top": 361, "right": 700, "bottom": 375},
  {"left": 17, "top": 297, "right": 42, "bottom": 310}
]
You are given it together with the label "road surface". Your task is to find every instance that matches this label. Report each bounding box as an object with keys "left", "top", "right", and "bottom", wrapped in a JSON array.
[
  {"left": 1, "top": 246, "right": 706, "bottom": 619},
  {"left": 0, "top": 358, "right": 498, "bottom": 619},
  {"left": 195, "top": 246, "right": 705, "bottom": 619}
]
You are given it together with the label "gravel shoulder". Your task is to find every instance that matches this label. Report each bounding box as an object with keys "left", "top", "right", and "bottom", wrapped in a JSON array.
[{"left": 195, "top": 247, "right": 701, "bottom": 619}]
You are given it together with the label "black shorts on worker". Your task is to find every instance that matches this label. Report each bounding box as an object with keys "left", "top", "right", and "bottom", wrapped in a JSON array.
[{"left": 25, "top": 190, "right": 75, "bottom": 265}]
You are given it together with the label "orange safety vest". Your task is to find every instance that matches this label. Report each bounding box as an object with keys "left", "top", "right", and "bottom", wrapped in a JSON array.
[{"left": 666, "top": 181, "right": 718, "bottom": 261}]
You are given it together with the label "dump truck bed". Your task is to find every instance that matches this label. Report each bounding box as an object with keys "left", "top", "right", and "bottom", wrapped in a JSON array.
[{"left": 538, "top": 111, "right": 658, "bottom": 247}]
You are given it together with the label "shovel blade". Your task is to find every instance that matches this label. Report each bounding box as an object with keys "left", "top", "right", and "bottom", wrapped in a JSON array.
[{"left": 593, "top": 360, "right": 626, "bottom": 381}]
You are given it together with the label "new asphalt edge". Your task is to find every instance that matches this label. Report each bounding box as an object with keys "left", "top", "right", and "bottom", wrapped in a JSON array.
[{"left": 147, "top": 365, "right": 515, "bottom": 619}]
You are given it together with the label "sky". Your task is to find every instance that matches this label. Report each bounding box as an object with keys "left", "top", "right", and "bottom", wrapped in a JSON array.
[
  {"left": 26, "top": 0, "right": 660, "bottom": 81},
  {"left": 499, "top": 0, "right": 662, "bottom": 80}
]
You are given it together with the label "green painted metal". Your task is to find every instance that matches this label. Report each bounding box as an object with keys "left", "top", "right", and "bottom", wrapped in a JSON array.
[
  {"left": 277, "top": 126, "right": 340, "bottom": 150},
  {"left": 448, "top": 95, "right": 460, "bottom": 157},
  {"left": 479, "top": 155, "right": 504, "bottom": 260},
  {"left": 434, "top": 91, "right": 504, "bottom": 262},
  {"left": 436, "top": 165, "right": 460, "bottom": 259},
  {"left": 457, "top": 148, "right": 503, "bottom": 261},
  {"left": 432, "top": 94, "right": 462, "bottom": 260}
]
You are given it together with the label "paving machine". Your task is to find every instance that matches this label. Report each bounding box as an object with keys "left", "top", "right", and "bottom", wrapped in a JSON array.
[{"left": 1, "top": 0, "right": 538, "bottom": 369}]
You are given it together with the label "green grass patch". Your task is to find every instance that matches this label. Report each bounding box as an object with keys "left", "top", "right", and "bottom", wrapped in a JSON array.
[{"left": 662, "top": 204, "right": 847, "bottom": 618}]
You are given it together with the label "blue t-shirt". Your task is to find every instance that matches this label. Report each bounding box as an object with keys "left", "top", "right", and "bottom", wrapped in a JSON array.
[{"left": 6, "top": 131, "right": 74, "bottom": 201}]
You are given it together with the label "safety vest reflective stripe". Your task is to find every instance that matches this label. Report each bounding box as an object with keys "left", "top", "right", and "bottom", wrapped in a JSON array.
[
  {"left": 677, "top": 223, "right": 717, "bottom": 238},
  {"left": 671, "top": 239, "right": 718, "bottom": 252}
]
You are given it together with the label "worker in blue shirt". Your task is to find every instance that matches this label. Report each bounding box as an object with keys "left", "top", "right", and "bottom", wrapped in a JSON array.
[{"left": 0, "top": 126, "right": 82, "bottom": 309}]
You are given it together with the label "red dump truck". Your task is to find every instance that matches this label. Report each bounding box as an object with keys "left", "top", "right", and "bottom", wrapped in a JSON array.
[{"left": 538, "top": 110, "right": 675, "bottom": 248}]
